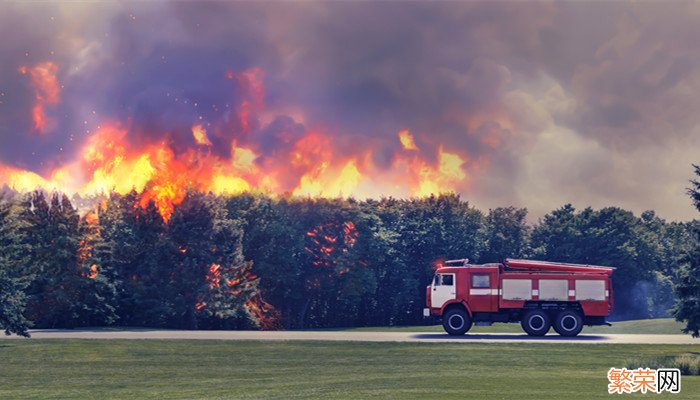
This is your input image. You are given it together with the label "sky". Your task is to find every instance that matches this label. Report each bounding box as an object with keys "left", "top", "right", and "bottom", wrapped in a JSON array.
[{"left": 1, "top": 1, "right": 699, "bottom": 221}]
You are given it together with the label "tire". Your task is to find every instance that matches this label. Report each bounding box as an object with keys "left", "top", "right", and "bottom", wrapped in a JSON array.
[
  {"left": 442, "top": 308, "right": 472, "bottom": 336},
  {"left": 521, "top": 309, "right": 551, "bottom": 336},
  {"left": 553, "top": 310, "right": 583, "bottom": 337}
]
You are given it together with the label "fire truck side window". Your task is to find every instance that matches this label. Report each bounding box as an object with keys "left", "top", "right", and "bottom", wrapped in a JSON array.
[
  {"left": 472, "top": 274, "right": 490, "bottom": 288},
  {"left": 433, "top": 274, "right": 441, "bottom": 286},
  {"left": 441, "top": 274, "right": 454, "bottom": 286}
]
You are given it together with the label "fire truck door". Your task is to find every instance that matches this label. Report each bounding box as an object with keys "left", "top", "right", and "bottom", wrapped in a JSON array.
[
  {"left": 431, "top": 273, "right": 456, "bottom": 308},
  {"left": 469, "top": 270, "right": 498, "bottom": 312}
]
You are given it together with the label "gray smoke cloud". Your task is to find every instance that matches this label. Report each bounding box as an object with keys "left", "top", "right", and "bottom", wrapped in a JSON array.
[{"left": 0, "top": 1, "right": 698, "bottom": 220}]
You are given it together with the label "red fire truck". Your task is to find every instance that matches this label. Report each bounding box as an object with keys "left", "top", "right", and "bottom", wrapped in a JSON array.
[{"left": 424, "top": 258, "right": 614, "bottom": 336}]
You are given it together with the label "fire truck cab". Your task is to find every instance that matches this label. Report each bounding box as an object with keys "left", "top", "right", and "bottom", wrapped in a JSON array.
[{"left": 424, "top": 258, "right": 614, "bottom": 336}]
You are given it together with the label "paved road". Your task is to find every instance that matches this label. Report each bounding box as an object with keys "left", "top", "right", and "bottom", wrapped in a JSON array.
[{"left": 2, "top": 330, "right": 697, "bottom": 344}]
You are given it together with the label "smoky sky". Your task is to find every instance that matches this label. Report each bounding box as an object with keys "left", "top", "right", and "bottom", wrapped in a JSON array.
[{"left": 1, "top": 1, "right": 699, "bottom": 221}]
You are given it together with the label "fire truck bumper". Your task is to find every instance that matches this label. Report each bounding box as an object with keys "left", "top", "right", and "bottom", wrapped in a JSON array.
[{"left": 423, "top": 308, "right": 430, "bottom": 317}]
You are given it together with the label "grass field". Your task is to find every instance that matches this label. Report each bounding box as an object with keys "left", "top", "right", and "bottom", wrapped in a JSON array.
[
  {"left": 340, "top": 317, "right": 688, "bottom": 334},
  {"left": 0, "top": 340, "right": 698, "bottom": 399}
]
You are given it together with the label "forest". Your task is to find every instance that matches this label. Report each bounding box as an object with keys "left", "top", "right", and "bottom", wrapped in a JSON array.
[{"left": 2, "top": 183, "right": 699, "bottom": 338}]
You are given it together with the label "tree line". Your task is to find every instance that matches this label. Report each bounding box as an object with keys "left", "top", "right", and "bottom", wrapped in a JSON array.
[{"left": 1, "top": 180, "right": 699, "bottom": 336}]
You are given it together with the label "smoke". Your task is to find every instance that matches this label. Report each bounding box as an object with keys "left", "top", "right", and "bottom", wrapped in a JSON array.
[
  {"left": 612, "top": 277, "right": 676, "bottom": 323},
  {"left": 1, "top": 2, "right": 699, "bottom": 220}
]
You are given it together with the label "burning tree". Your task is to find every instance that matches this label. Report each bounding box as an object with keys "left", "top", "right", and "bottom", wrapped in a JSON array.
[
  {"left": 0, "top": 187, "right": 273, "bottom": 332},
  {"left": 89, "top": 189, "right": 270, "bottom": 330},
  {"left": 7, "top": 191, "right": 117, "bottom": 328},
  {"left": 164, "top": 191, "right": 266, "bottom": 329},
  {"left": 257, "top": 197, "right": 377, "bottom": 329},
  {"left": 75, "top": 206, "right": 118, "bottom": 326}
]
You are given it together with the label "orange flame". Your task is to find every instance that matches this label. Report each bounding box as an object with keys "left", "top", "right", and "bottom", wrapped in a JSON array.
[
  {"left": 18, "top": 62, "right": 60, "bottom": 132},
  {"left": 192, "top": 124, "right": 212, "bottom": 146},
  {"left": 84, "top": 209, "right": 99, "bottom": 226},
  {"left": 1, "top": 65, "right": 477, "bottom": 222},
  {"left": 398, "top": 129, "right": 419, "bottom": 151},
  {"left": 245, "top": 295, "right": 281, "bottom": 330},
  {"left": 205, "top": 263, "right": 221, "bottom": 289},
  {"left": 305, "top": 220, "right": 358, "bottom": 268},
  {"left": 79, "top": 209, "right": 100, "bottom": 279},
  {"left": 226, "top": 67, "right": 265, "bottom": 134}
]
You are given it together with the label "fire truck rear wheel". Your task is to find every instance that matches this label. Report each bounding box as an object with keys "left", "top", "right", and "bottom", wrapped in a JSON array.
[
  {"left": 442, "top": 308, "right": 472, "bottom": 335},
  {"left": 521, "top": 310, "right": 551, "bottom": 336},
  {"left": 553, "top": 310, "right": 583, "bottom": 337}
]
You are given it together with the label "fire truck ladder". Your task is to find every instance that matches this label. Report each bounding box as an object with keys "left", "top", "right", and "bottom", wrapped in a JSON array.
[
  {"left": 504, "top": 258, "right": 615, "bottom": 275},
  {"left": 444, "top": 258, "right": 469, "bottom": 267}
]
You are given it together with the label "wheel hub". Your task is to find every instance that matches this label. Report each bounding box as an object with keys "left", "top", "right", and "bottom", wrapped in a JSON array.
[
  {"left": 529, "top": 315, "right": 545, "bottom": 331},
  {"left": 561, "top": 315, "right": 577, "bottom": 331},
  {"left": 449, "top": 315, "right": 464, "bottom": 330}
]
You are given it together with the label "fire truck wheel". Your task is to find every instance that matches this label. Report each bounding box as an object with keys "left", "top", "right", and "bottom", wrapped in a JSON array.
[
  {"left": 553, "top": 310, "right": 583, "bottom": 337},
  {"left": 442, "top": 308, "right": 472, "bottom": 335},
  {"left": 521, "top": 310, "right": 551, "bottom": 336}
]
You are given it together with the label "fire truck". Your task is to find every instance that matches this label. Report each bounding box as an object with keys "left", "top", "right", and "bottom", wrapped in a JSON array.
[{"left": 424, "top": 258, "right": 614, "bottom": 336}]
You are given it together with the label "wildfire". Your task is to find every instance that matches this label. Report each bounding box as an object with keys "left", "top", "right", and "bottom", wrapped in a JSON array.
[
  {"left": 227, "top": 67, "right": 265, "bottom": 135},
  {"left": 293, "top": 160, "right": 362, "bottom": 198},
  {"left": 398, "top": 129, "right": 419, "bottom": 151},
  {"left": 197, "top": 262, "right": 280, "bottom": 329},
  {"left": 192, "top": 124, "right": 212, "bottom": 146},
  {"left": 205, "top": 263, "right": 221, "bottom": 289},
  {"left": 231, "top": 145, "right": 257, "bottom": 172},
  {"left": 2, "top": 63, "right": 477, "bottom": 222},
  {"left": 343, "top": 221, "right": 358, "bottom": 247},
  {"left": 79, "top": 208, "right": 100, "bottom": 279},
  {"left": 0, "top": 165, "right": 71, "bottom": 193},
  {"left": 305, "top": 220, "right": 359, "bottom": 267},
  {"left": 84, "top": 209, "right": 100, "bottom": 226},
  {"left": 415, "top": 148, "right": 468, "bottom": 197},
  {"left": 245, "top": 295, "right": 281, "bottom": 330},
  {"left": 18, "top": 61, "right": 60, "bottom": 132}
]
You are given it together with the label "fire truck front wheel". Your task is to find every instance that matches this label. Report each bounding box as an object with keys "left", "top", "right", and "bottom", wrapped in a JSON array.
[
  {"left": 553, "top": 310, "right": 583, "bottom": 337},
  {"left": 442, "top": 308, "right": 472, "bottom": 335},
  {"left": 521, "top": 310, "right": 551, "bottom": 336}
]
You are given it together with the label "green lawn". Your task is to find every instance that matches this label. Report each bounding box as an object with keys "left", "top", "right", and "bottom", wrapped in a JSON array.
[
  {"left": 0, "top": 340, "right": 698, "bottom": 399},
  {"left": 341, "top": 317, "right": 688, "bottom": 334}
]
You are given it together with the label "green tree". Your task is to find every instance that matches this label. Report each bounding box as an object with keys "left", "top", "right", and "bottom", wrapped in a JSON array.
[
  {"left": 479, "top": 207, "right": 529, "bottom": 263},
  {"left": 531, "top": 205, "right": 660, "bottom": 319},
  {"left": 300, "top": 198, "right": 378, "bottom": 328},
  {"left": 389, "top": 194, "right": 484, "bottom": 324},
  {"left": 0, "top": 194, "right": 32, "bottom": 336},
  {"left": 22, "top": 192, "right": 80, "bottom": 327},
  {"left": 22, "top": 192, "right": 111, "bottom": 328},
  {"left": 673, "top": 165, "right": 700, "bottom": 337},
  {"left": 228, "top": 194, "right": 306, "bottom": 329},
  {"left": 98, "top": 191, "right": 172, "bottom": 326},
  {"left": 75, "top": 208, "right": 118, "bottom": 326},
  {"left": 639, "top": 211, "right": 689, "bottom": 317},
  {"left": 357, "top": 198, "right": 402, "bottom": 326}
]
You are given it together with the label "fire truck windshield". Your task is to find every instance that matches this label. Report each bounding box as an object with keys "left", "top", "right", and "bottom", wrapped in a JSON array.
[{"left": 433, "top": 274, "right": 453, "bottom": 286}]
